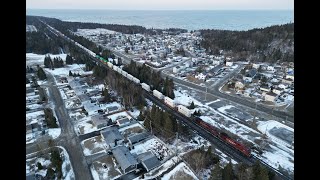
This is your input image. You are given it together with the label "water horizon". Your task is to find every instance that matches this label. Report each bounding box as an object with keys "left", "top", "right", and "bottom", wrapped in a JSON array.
[{"left": 27, "top": 9, "right": 294, "bottom": 31}]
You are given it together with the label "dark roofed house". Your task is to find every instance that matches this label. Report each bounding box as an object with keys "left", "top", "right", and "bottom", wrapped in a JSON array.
[
  {"left": 107, "top": 106, "right": 119, "bottom": 113},
  {"left": 137, "top": 151, "right": 161, "bottom": 172},
  {"left": 116, "top": 118, "right": 131, "bottom": 126},
  {"left": 101, "top": 126, "right": 124, "bottom": 148},
  {"left": 112, "top": 146, "right": 138, "bottom": 173},
  {"left": 246, "top": 69, "right": 257, "bottom": 78},
  {"left": 91, "top": 114, "right": 109, "bottom": 129},
  {"left": 128, "top": 132, "right": 149, "bottom": 145}
]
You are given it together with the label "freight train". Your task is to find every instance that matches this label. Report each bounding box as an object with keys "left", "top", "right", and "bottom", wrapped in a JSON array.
[
  {"left": 194, "top": 117, "right": 251, "bottom": 157},
  {"left": 76, "top": 44, "right": 252, "bottom": 158}
]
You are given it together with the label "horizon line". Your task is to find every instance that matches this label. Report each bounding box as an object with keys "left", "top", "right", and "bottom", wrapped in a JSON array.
[{"left": 26, "top": 8, "right": 294, "bottom": 11}]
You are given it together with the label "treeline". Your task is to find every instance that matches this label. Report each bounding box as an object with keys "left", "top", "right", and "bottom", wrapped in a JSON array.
[
  {"left": 209, "top": 161, "right": 275, "bottom": 180},
  {"left": 200, "top": 23, "right": 294, "bottom": 63},
  {"left": 93, "top": 65, "right": 145, "bottom": 109},
  {"left": 140, "top": 104, "right": 191, "bottom": 139},
  {"left": 26, "top": 16, "right": 99, "bottom": 70},
  {"left": 123, "top": 61, "right": 175, "bottom": 98},
  {"left": 27, "top": 15, "right": 187, "bottom": 35}
]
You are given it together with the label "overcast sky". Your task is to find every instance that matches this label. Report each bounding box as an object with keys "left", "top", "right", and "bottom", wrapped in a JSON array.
[{"left": 26, "top": 0, "right": 294, "bottom": 10}]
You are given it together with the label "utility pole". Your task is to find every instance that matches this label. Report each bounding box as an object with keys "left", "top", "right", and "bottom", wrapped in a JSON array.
[
  {"left": 205, "top": 86, "right": 207, "bottom": 101},
  {"left": 150, "top": 118, "right": 153, "bottom": 135}
]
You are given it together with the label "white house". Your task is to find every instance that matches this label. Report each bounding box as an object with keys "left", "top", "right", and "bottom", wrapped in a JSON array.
[
  {"left": 267, "top": 66, "right": 275, "bottom": 71},
  {"left": 235, "top": 81, "right": 245, "bottom": 89},
  {"left": 195, "top": 73, "right": 206, "bottom": 80},
  {"left": 252, "top": 63, "right": 261, "bottom": 69},
  {"left": 264, "top": 92, "right": 277, "bottom": 102},
  {"left": 226, "top": 61, "right": 233, "bottom": 67},
  {"left": 260, "top": 86, "right": 271, "bottom": 92},
  {"left": 243, "top": 77, "right": 253, "bottom": 83},
  {"left": 212, "top": 60, "right": 220, "bottom": 65},
  {"left": 272, "top": 88, "right": 282, "bottom": 95},
  {"left": 286, "top": 75, "right": 294, "bottom": 81}
]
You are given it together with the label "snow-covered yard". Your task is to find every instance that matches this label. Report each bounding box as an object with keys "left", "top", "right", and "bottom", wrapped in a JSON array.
[
  {"left": 90, "top": 155, "right": 122, "bottom": 180},
  {"left": 47, "top": 128, "right": 61, "bottom": 139},
  {"left": 130, "top": 137, "right": 173, "bottom": 161},
  {"left": 77, "top": 119, "right": 98, "bottom": 135},
  {"left": 161, "top": 162, "right": 199, "bottom": 180},
  {"left": 81, "top": 135, "right": 106, "bottom": 156}
]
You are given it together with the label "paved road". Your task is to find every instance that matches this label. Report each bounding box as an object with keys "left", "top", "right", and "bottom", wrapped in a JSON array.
[
  {"left": 46, "top": 73, "right": 93, "bottom": 180},
  {"left": 26, "top": 70, "right": 93, "bottom": 180}
]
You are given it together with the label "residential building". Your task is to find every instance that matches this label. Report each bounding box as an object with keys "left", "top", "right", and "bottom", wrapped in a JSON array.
[
  {"left": 101, "top": 126, "right": 124, "bottom": 149},
  {"left": 112, "top": 146, "right": 138, "bottom": 173},
  {"left": 265, "top": 92, "right": 277, "bottom": 102},
  {"left": 137, "top": 151, "right": 161, "bottom": 172}
]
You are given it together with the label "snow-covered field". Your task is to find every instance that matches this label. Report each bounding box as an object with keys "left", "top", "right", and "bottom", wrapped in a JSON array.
[
  {"left": 257, "top": 120, "right": 294, "bottom": 147},
  {"left": 44, "top": 64, "right": 86, "bottom": 76},
  {"left": 174, "top": 90, "right": 202, "bottom": 107},
  {"left": 47, "top": 128, "right": 61, "bottom": 139},
  {"left": 76, "top": 28, "right": 118, "bottom": 36},
  {"left": 130, "top": 137, "right": 173, "bottom": 161},
  {"left": 161, "top": 162, "right": 199, "bottom": 180},
  {"left": 26, "top": 53, "right": 67, "bottom": 67}
]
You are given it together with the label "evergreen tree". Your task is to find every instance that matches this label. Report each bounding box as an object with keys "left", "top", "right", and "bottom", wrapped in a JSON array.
[
  {"left": 210, "top": 163, "right": 223, "bottom": 180},
  {"left": 163, "top": 112, "right": 174, "bottom": 138},
  {"left": 103, "top": 88, "right": 111, "bottom": 102},
  {"left": 253, "top": 162, "right": 269, "bottom": 180},
  {"left": 46, "top": 168, "right": 55, "bottom": 179},
  {"left": 189, "top": 101, "right": 195, "bottom": 109},
  {"left": 66, "top": 54, "right": 73, "bottom": 64},
  {"left": 26, "top": 77, "right": 30, "bottom": 84},
  {"left": 69, "top": 70, "right": 73, "bottom": 76},
  {"left": 37, "top": 67, "right": 47, "bottom": 80},
  {"left": 37, "top": 162, "right": 43, "bottom": 170},
  {"left": 222, "top": 161, "right": 234, "bottom": 180}
]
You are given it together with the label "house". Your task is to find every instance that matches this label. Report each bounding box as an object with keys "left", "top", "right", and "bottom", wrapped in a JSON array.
[
  {"left": 137, "top": 151, "right": 161, "bottom": 172},
  {"left": 245, "top": 69, "right": 257, "bottom": 78},
  {"left": 235, "top": 81, "right": 245, "bottom": 89},
  {"left": 286, "top": 74, "right": 294, "bottom": 81},
  {"left": 282, "top": 78, "right": 293, "bottom": 84},
  {"left": 91, "top": 114, "right": 110, "bottom": 129},
  {"left": 243, "top": 76, "right": 253, "bottom": 83},
  {"left": 267, "top": 66, "right": 275, "bottom": 71},
  {"left": 128, "top": 132, "right": 149, "bottom": 147},
  {"left": 116, "top": 118, "right": 131, "bottom": 126},
  {"left": 173, "top": 66, "right": 181, "bottom": 73},
  {"left": 260, "top": 85, "right": 270, "bottom": 92},
  {"left": 226, "top": 61, "right": 233, "bottom": 67},
  {"left": 112, "top": 146, "right": 138, "bottom": 173},
  {"left": 272, "top": 87, "right": 282, "bottom": 95},
  {"left": 252, "top": 63, "right": 261, "bottom": 69},
  {"left": 101, "top": 126, "right": 124, "bottom": 149},
  {"left": 264, "top": 92, "right": 278, "bottom": 102}
]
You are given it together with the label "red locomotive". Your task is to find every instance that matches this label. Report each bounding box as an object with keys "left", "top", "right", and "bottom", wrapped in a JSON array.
[{"left": 194, "top": 117, "right": 251, "bottom": 157}]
